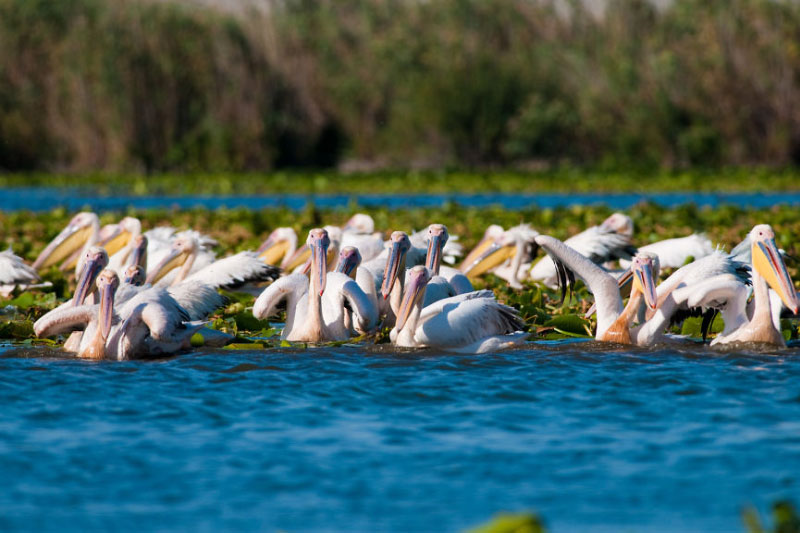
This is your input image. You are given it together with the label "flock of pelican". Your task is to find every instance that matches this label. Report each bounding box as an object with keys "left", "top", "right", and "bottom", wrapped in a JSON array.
[{"left": 1, "top": 210, "right": 798, "bottom": 360}]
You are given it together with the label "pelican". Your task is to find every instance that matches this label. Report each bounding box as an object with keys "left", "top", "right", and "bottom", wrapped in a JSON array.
[
  {"left": 256, "top": 227, "right": 298, "bottom": 269},
  {"left": 102, "top": 217, "right": 143, "bottom": 273},
  {"left": 530, "top": 213, "right": 636, "bottom": 289},
  {"left": 254, "top": 228, "right": 373, "bottom": 342},
  {"left": 341, "top": 214, "right": 385, "bottom": 262},
  {"left": 32, "top": 212, "right": 101, "bottom": 275},
  {"left": 674, "top": 225, "right": 799, "bottom": 347},
  {"left": 144, "top": 227, "right": 217, "bottom": 284},
  {"left": 323, "top": 246, "right": 379, "bottom": 336},
  {"left": 619, "top": 233, "right": 715, "bottom": 270},
  {"left": 424, "top": 224, "right": 473, "bottom": 294},
  {"left": 0, "top": 248, "right": 46, "bottom": 297},
  {"left": 283, "top": 225, "right": 343, "bottom": 273},
  {"left": 534, "top": 235, "right": 663, "bottom": 345},
  {"left": 34, "top": 270, "right": 202, "bottom": 360},
  {"left": 145, "top": 235, "right": 279, "bottom": 291},
  {"left": 461, "top": 224, "right": 541, "bottom": 288},
  {"left": 389, "top": 266, "right": 527, "bottom": 353}
]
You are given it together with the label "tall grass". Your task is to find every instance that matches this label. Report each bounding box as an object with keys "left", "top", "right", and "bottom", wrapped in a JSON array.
[{"left": 2, "top": 0, "right": 800, "bottom": 172}]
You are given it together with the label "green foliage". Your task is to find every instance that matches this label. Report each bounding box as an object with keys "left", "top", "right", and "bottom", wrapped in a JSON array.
[
  {"left": 467, "top": 512, "right": 546, "bottom": 533},
  {"left": 4, "top": 0, "right": 800, "bottom": 170}
]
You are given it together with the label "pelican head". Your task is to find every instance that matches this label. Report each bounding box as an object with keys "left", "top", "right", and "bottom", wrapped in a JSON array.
[
  {"left": 750, "top": 224, "right": 799, "bottom": 314},
  {"left": 396, "top": 265, "right": 431, "bottom": 331},
  {"left": 462, "top": 224, "right": 539, "bottom": 279},
  {"left": 460, "top": 225, "right": 504, "bottom": 272},
  {"left": 72, "top": 246, "right": 109, "bottom": 306},
  {"left": 381, "top": 231, "right": 412, "bottom": 299},
  {"left": 599, "top": 213, "right": 634, "bottom": 237},
  {"left": 33, "top": 212, "right": 99, "bottom": 271},
  {"left": 343, "top": 213, "right": 375, "bottom": 234},
  {"left": 101, "top": 217, "right": 142, "bottom": 257},
  {"left": 145, "top": 236, "right": 197, "bottom": 285},
  {"left": 425, "top": 224, "right": 449, "bottom": 275},
  {"left": 335, "top": 246, "right": 362, "bottom": 279},
  {"left": 130, "top": 234, "right": 148, "bottom": 270},
  {"left": 631, "top": 252, "right": 659, "bottom": 310},
  {"left": 123, "top": 265, "right": 146, "bottom": 286},
  {"left": 257, "top": 227, "right": 298, "bottom": 267},
  {"left": 308, "top": 228, "right": 330, "bottom": 296}
]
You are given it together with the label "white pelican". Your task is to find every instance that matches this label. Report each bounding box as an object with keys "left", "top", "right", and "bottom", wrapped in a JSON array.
[
  {"left": 63, "top": 247, "right": 109, "bottom": 351},
  {"left": 675, "top": 225, "right": 799, "bottom": 347},
  {"left": 323, "top": 246, "right": 379, "bottom": 336},
  {"left": 341, "top": 214, "right": 385, "bottom": 262},
  {"left": 461, "top": 224, "right": 540, "bottom": 289},
  {"left": 256, "top": 227, "right": 298, "bottom": 269},
  {"left": 389, "top": 266, "right": 527, "bottom": 353},
  {"left": 145, "top": 235, "right": 279, "bottom": 290},
  {"left": 410, "top": 227, "right": 462, "bottom": 265},
  {"left": 144, "top": 227, "right": 217, "bottom": 284},
  {"left": 35, "top": 270, "right": 202, "bottom": 360},
  {"left": 619, "top": 234, "right": 714, "bottom": 270},
  {"left": 32, "top": 212, "right": 100, "bottom": 275},
  {"left": 102, "top": 217, "right": 144, "bottom": 273},
  {"left": 534, "top": 235, "right": 662, "bottom": 345},
  {"left": 1, "top": 248, "right": 46, "bottom": 297},
  {"left": 530, "top": 213, "right": 636, "bottom": 289},
  {"left": 424, "top": 224, "right": 473, "bottom": 294},
  {"left": 254, "top": 228, "right": 373, "bottom": 342}
]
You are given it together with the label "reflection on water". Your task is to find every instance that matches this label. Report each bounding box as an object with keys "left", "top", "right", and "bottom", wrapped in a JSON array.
[{"left": 0, "top": 340, "right": 799, "bottom": 531}]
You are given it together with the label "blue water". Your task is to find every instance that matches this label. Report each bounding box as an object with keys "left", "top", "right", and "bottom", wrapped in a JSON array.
[
  {"left": 1, "top": 340, "right": 799, "bottom": 531},
  {"left": 5, "top": 187, "right": 800, "bottom": 212}
]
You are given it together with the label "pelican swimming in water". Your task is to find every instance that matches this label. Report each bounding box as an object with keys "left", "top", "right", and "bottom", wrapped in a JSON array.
[
  {"left": 32, "top": 212, "right": 101, "bottom": 276},
  {"left": 0, "top": 247, "right": 47, "bottom": 297},
  {"left": 461, "top": 224, "right": 541, "bottom": 289},
  {"left": 34, "top": 269, "right": 203, "bottom": 360},
  {"left": 254, "top": 228, "right": 374, "bottom": 342},
  {"left": 389, "top": 266, "right": 527, "bottom": 353},
  {"left": 673, "top": 225, "right": 799, "bottom": 347},
  {"left": 535, "top": 235, "right": 666, "bottom": 345},
  {"left": 530, "top": 213, "right": 636, "bottom": 289}
]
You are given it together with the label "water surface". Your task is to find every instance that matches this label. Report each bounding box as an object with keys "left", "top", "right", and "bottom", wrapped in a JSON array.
[
  {"left": 6, "top": 188, "right": 800, "bottom": 212},
  {"left": 1, "top": 341, "right": 799, "bottom": 531}
]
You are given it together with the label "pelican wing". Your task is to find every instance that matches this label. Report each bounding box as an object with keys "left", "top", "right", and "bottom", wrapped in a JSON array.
[
  {"left": 34, "top": 305, "right": 97, "bottom": 337},
  {"left": 168, "top": 283, "right": 227, "bottom": 320},
  {"left": 182, "top": 252, "right": 280, "bottom": 290},
  {"left": 415, "top": 296, "right": 524, "bottom": 348},
  {"left": 0, "top": 248, "right": 40, "bottom": 285},
  {"left": 439, "top": 266, "right": 474, "bottom": 294},
  {"left": 338, "top": 277, "right": 379, "bottom": 333},
  {"left": 621, "top": 234, "right": 714, "bottom": 270},
  {"left": 566, "top": 226, "right": 637, "bottom": 264}
]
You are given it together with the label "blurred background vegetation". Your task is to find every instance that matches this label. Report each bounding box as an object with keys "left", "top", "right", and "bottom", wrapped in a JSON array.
[{"left": 2, "top": 0, "right": 800, "bottom": 173}]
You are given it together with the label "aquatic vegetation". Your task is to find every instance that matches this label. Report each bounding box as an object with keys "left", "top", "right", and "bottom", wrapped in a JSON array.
[
  {"left": 743, "top": 501, "right": 800, "bottom": 533},
  {"left": 1, "top": 202, "right": 798, "bottom": 346},
  {"left": 467, "top": 512, "right": 546, "bottom": 533}
]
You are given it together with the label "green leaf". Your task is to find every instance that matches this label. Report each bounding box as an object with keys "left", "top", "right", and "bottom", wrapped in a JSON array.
[{"left": 544, "top": 315, "right": 591, "bottom": 336}]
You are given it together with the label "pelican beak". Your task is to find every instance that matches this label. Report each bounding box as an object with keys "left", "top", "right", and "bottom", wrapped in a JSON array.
[
  {"left": 257, "top": 235, "right": 290, "bottom": 265},
  {"left": 283, "top": 244, "right": 311, "bottom": 272},
  {"left": 33, "top": 220, "right": 93, "bottom": 271},
  {"left": 100, "top": 226, "right": 132, "bottom": 257},
  {"left": 130, "top": 235, "right": 148, "bottom": 269},
  {"left": 381, "top": 240, "right": 407, "bottom": 299},
  {"left": 463, "top": 240, "right": 516, "bottom": 278},
  {"left": 426, "top": 233, "right": 445, "bottom": 274},
  {"left": 97, "top": 271, "right": 119, "bottom": 340},
  {"left": 460, "top": 235, "right": 498, "bottom": 272},
  {"left": 145, "top": 245, "right": 188, "bottom": 285},
  {"left": 310, "top": 232, "right": 329, "bottom": 296},
  {"left": 632, "top": 259, "right": 658, "bottom": 310},
  {"left": 753, "top": 238, "right": 800, "bottom": 314},
  {"left": 395, "top": 268, "right": 428, "bottom": 331},
  {"left": 72, "top": 250, "right": 108, "bottom": 306}
]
